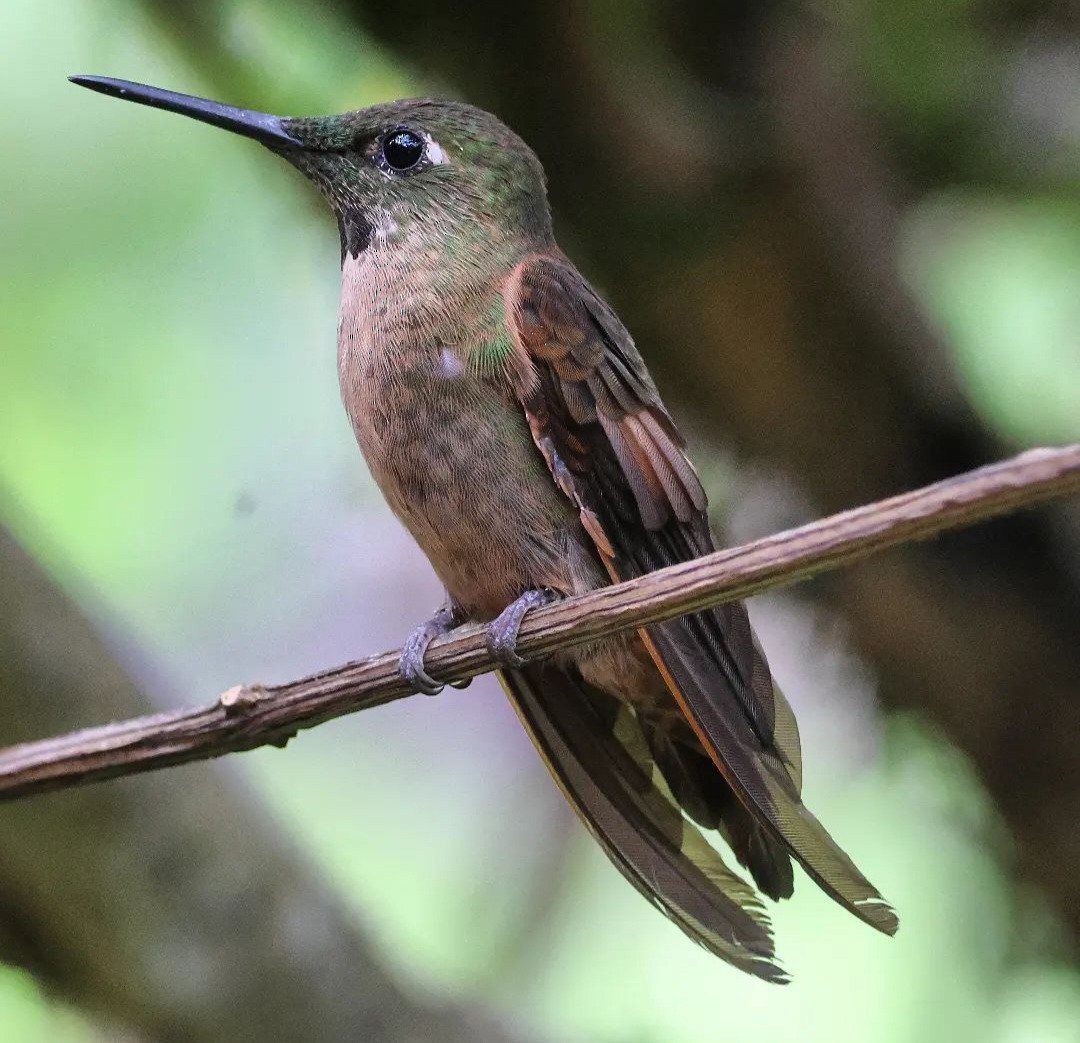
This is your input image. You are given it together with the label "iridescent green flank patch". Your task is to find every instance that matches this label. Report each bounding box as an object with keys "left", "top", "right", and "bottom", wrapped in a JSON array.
[{"left": 470, "top": 295, "right": 515, "bottom": 375}]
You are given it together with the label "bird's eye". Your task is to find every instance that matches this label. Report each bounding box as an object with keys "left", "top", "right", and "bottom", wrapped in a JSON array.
[{"left": 380, "top": 126, "right": 426, "bottom": 173}]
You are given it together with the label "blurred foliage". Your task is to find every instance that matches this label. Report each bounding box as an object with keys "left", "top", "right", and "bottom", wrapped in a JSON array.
[
  {"left": 0, "top": 969, "right": 94, "bottom": 1042},
  {"left": 902, "top": 195, "right": 1080, "bottom": 444},
  {"left": 2, "top": 1, "right": 1079, "bottom": 1041}
]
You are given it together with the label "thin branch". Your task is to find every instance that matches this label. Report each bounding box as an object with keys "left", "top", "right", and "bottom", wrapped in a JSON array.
[
  {"left": 3, "top": 444, "right": 1078, "bottom": 801},
  {"left": 0, "top": 525, "right": 536, "bottom": 1043}
]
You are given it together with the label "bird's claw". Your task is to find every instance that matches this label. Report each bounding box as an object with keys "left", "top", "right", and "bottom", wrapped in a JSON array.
[
  {"left": 485, "top": 589, "right": 555, "bottom": 670},
  {"left": 399, "top": 605, "right": 459, "bottom": 696}
]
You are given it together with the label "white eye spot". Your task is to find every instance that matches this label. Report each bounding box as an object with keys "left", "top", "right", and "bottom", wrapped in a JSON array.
[{"left": 424, "top": 133, "right": 449, "bottom": 165}]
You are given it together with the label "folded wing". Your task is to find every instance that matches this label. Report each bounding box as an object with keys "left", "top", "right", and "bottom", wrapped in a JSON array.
[{"left": 502, "top": 254, "right": 898, "bottom": 937}]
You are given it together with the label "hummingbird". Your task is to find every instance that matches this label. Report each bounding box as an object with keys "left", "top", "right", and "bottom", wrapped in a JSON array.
[{"left": 71, "top": 75, "right": 898, "bottom": 980}]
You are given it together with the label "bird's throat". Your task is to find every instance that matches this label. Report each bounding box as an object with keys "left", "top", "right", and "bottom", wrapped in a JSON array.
[{"left": 339, "top": 210, "right": 374, "bottom": 260}]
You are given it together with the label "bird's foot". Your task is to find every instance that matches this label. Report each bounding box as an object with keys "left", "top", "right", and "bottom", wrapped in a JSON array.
[
  {"left": 399, "top": 604, "right": 468, "bottom": 696},
  {"left": 486, "top": 588, "right": 556, "bottom": 670}
]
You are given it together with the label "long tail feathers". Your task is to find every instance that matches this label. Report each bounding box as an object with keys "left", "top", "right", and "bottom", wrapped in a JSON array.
[
  {"left": 638, "top": 710, "right": 795, "bottom": 901},
  {"left": 498, "top": 661, "right": 789, "bottom": 982},
  {"left": 642, "top": 619, "right": 899, "bottom": 937}
]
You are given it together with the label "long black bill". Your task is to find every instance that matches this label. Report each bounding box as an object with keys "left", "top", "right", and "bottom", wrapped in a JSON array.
[{"left": 69, "top": 76, "right": 303, "bottom": 149}]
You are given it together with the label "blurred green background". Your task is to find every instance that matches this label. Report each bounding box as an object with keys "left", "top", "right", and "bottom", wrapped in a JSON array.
[{"left": 2, "top": 1, "right": 1079, "bottom": 1041}]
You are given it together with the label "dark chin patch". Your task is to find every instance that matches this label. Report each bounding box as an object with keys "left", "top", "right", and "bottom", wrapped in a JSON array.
[{"left": 339, "top": 210, "right": 374, "bottom": 262}]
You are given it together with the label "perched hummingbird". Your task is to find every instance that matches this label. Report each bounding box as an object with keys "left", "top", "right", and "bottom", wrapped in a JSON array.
[{"left": 71, "top": 75, "right": 897, "bottom": 980}]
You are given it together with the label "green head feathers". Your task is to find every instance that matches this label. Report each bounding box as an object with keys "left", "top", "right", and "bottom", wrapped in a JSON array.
[{"left": 69, "top": 76, "right": 553, "bottom": 259}]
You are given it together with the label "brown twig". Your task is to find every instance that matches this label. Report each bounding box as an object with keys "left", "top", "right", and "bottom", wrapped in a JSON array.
[{"left": 2, "top": 445, "right": 1078, "bottom": 801}]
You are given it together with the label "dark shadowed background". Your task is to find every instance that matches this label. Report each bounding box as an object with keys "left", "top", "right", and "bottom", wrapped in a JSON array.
[{"left": 2, "top": 1, "right": 1079, "bottom": 1040}]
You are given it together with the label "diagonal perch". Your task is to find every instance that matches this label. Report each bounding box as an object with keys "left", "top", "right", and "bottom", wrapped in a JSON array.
[{"left": 1, "top": 444, "right": 1078, "bottom": 801}]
